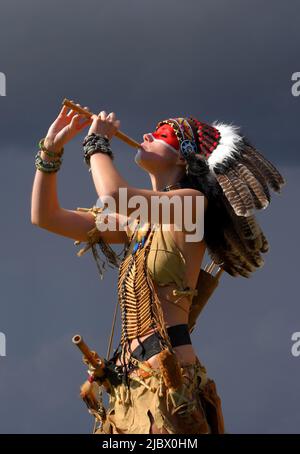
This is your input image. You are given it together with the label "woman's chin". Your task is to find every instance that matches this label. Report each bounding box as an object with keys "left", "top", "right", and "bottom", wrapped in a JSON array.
[
  {"left": 134, "top": 148, "right": 165, "bottom": 172},
  {"left": 134, "top": 148, "right": 150, "bottom": 166}
]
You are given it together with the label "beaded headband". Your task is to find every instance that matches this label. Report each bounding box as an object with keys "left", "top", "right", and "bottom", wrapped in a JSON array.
[{"left": 155, "top": 116, "right": 222, "bottom": 163}]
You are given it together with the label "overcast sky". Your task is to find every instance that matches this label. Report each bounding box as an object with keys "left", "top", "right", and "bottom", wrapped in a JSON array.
[{"left": 0, "top": 0, "right": 299, "bottom": 434}]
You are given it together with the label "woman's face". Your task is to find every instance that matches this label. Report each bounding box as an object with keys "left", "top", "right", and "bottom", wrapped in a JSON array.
[{"left": 135, "top": 124, "right": 181, "bottom": 170}]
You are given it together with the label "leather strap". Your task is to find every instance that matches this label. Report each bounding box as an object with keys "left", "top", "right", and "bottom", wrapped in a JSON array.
[{"left": 131, "top": 324, "right": 191, "bottom": 362}]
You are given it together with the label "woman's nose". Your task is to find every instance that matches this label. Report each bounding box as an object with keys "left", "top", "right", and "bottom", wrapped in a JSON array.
[{"left": 143, "top": 133, "right": 154, "bottom": 142}]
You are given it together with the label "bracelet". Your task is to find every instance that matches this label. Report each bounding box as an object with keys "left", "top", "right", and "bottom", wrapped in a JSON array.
[
  {"left": 35, "top": 150, "right": 63, "bottom": 173},
  {"left": 39, "top": 138, "right": 64, "bottom": 158},
  {"left": 82, "top": 133, "right": 114, "bottom": 168},
  {"left": 88, "top": 374, "right": 95, "bottom": 383},
  {"left": 83, "top": 133, "right": 114, "bottom": 164}
]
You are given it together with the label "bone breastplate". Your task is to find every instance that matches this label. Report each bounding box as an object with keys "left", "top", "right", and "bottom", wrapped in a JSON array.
[{"left": 117, "top": 223, "right": 172, "bottom": 351}]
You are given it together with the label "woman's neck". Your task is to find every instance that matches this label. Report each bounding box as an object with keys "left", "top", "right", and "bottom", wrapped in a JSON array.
[{"left": 149, "top": 175, "right": 184, "bottom": 192}]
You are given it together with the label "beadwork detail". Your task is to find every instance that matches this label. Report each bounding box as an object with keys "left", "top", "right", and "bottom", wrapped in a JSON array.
[
  {"left": 116, "top": 222, "right": 174, "bottom": 385},
  {"left": 155, "top": 117, "right": 222, "bottom": 160}
]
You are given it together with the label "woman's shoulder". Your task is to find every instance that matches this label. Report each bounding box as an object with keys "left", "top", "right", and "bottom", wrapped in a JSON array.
[
  {"left": 177, "top": 187, "right": 208, "bottom": 213},
  {"left": 187, "top": 188, "right": 208, "bottom": 209}
]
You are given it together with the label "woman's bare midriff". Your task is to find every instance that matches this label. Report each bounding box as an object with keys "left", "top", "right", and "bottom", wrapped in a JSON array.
[{"left": 114, "top": 283, "right": 199, "bottom": 369}]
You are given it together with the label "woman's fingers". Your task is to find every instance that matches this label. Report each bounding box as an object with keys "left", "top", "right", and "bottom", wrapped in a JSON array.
[
  {"left": 66, "top": 103, "right": 82, "bottom": 119},
  {"left": 108, "top": 112, "right": 120, "bottom": 129},
  {"left": 96, "top": 111, "right": 119, "bottom": 122},
  {"left": 68, "top": 108, "right": 93, "bottom": 131},
  {"left": 59, "top": 103, "right": 92, "bottom": 121},
  {"left": 76, "top": 106, "right": 92, "bottom": 127},
  {"left": 77, "top": 117, "right": 93, "bottom": 131},
  {"left": 60, "top": 103, "right": 119, "bottom": 132},
  {"left": 80, "top": 107, "right": 92, "bottom": 123},
  {"left": 87, "top": 110, "right": 120, "bottom": 137},
  {"left": 66, "top": 110, "right": 78, "bottom": 119},
  {"left": 81, "top": 106, "right": 92, "bottom": 118},
  {"left": 58, "top": 105, "right": 69, "bottom": 117},
  {"left": 101, "top": 111, "right": 120, "bottom": 128},
  {"left": 69, "top": 114, "right": 80, "bottom": 128},
  {"left": 98, "top": 110, "right": 107, "bottom": 120},
  {"left": 65, "top": 99, "right": 75, "bottom": 116},
  {"left": 107, "top": 112, "right": 116, "bottom": 122}
]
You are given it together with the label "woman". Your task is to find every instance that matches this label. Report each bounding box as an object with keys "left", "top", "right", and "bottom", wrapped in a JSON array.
[{"left": 31, "top": 104, "right": 285, "bottom": 434}]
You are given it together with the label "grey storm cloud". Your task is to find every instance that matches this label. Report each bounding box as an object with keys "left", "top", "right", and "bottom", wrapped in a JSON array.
[
  {"left": 0, "top": 0, "right": 299, "bottom": 434},
  {"left": 0, "top": 0, "right": 299, "bottom": 163}
]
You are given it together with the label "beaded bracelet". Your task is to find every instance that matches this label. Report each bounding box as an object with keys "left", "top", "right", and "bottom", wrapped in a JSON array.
[
  {"left": 88, "top": 374, "right": 95, "bottom": 383},
  {"left": 35, "top": 150, "right": 62, "bottom": 173},
  {"left": 82, "top": 133, "right": 114, "bottom": 168},
  {"left": 39, "top": 138, "right": 64, "bottom": 158}
]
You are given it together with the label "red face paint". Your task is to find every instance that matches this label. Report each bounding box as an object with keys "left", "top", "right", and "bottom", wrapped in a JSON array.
[{"left": 152, "top": 124, "right": 180, "bottom": 150}]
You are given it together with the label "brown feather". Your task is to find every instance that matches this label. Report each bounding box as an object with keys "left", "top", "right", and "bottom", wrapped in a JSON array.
[
  {"left": 259, "top": 229, "right": 269, "bottom": 253},
  {"left": 215, "top": 173, "right": 250, "bottom": 216},
  {"left": 249, "top": 145, "right": 285, "bottom": 186},
  {"left": 224, "top": 228, "right": 264, "bottom": 269},
  {"left": 234, "top": 163, "right": 269, "bottom": 210},
  {"left": 242, "top": 146, "right": 285, "bottom": 192},
  {"left": 237, "top": 158, "right": 271, "bottom": 203},
  {"left": 226, "top": 168, "right": 255, "bottom": 215},
  {"left": 219, "top": 234, "right": 256, "bottom": 276}
]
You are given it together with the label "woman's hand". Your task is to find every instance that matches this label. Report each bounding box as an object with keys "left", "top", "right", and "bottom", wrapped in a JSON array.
[
  {"left": 88, "top": 111, "right": 120, "bottom": 141},
  {"left": 80, "top": 380, "right": 100, "bottom": 411},
  {"left": 44, "top": 103, "right": 93, "bottom": 153}
]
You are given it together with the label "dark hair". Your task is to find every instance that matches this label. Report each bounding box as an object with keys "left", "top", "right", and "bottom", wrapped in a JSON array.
[{"left": 179, "top": 152, "right": 230, "bottom": 269}]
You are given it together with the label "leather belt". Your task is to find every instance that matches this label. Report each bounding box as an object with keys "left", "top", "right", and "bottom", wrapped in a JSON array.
[{"left": 131, "top": 324, "right": 192, "bottom": 362}]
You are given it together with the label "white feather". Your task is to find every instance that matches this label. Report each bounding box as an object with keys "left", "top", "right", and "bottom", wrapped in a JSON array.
[{"left": 208, "top": 122, "right": 243, "bottom": 171}]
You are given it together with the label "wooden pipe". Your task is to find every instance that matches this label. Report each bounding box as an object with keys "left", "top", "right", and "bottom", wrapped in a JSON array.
[
  {"left": 62, "top": 98, "right": 141, "bottom": 149},
  {"left": 72, "top": 334, "right": 103, "bottom": 370},
  {"left": 73, "top": 334, "right": 112, "bottom": 394}
]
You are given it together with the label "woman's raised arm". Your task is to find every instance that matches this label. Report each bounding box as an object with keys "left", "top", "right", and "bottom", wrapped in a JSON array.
[{"left": 31, "top": 104, "right": 128, "bottom": 244}]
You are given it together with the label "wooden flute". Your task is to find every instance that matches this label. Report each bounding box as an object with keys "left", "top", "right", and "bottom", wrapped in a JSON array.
[
  {"left": 72, "top": 334, "right": 104, "bottom": 370},
  {"left": 62, "top": 98, "right": 141, "bottom": 149}
]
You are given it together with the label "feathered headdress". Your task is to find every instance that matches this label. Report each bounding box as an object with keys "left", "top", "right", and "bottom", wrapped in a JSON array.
[{"left": 155, "top": 117, "right": 286, "bottom": 277}]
